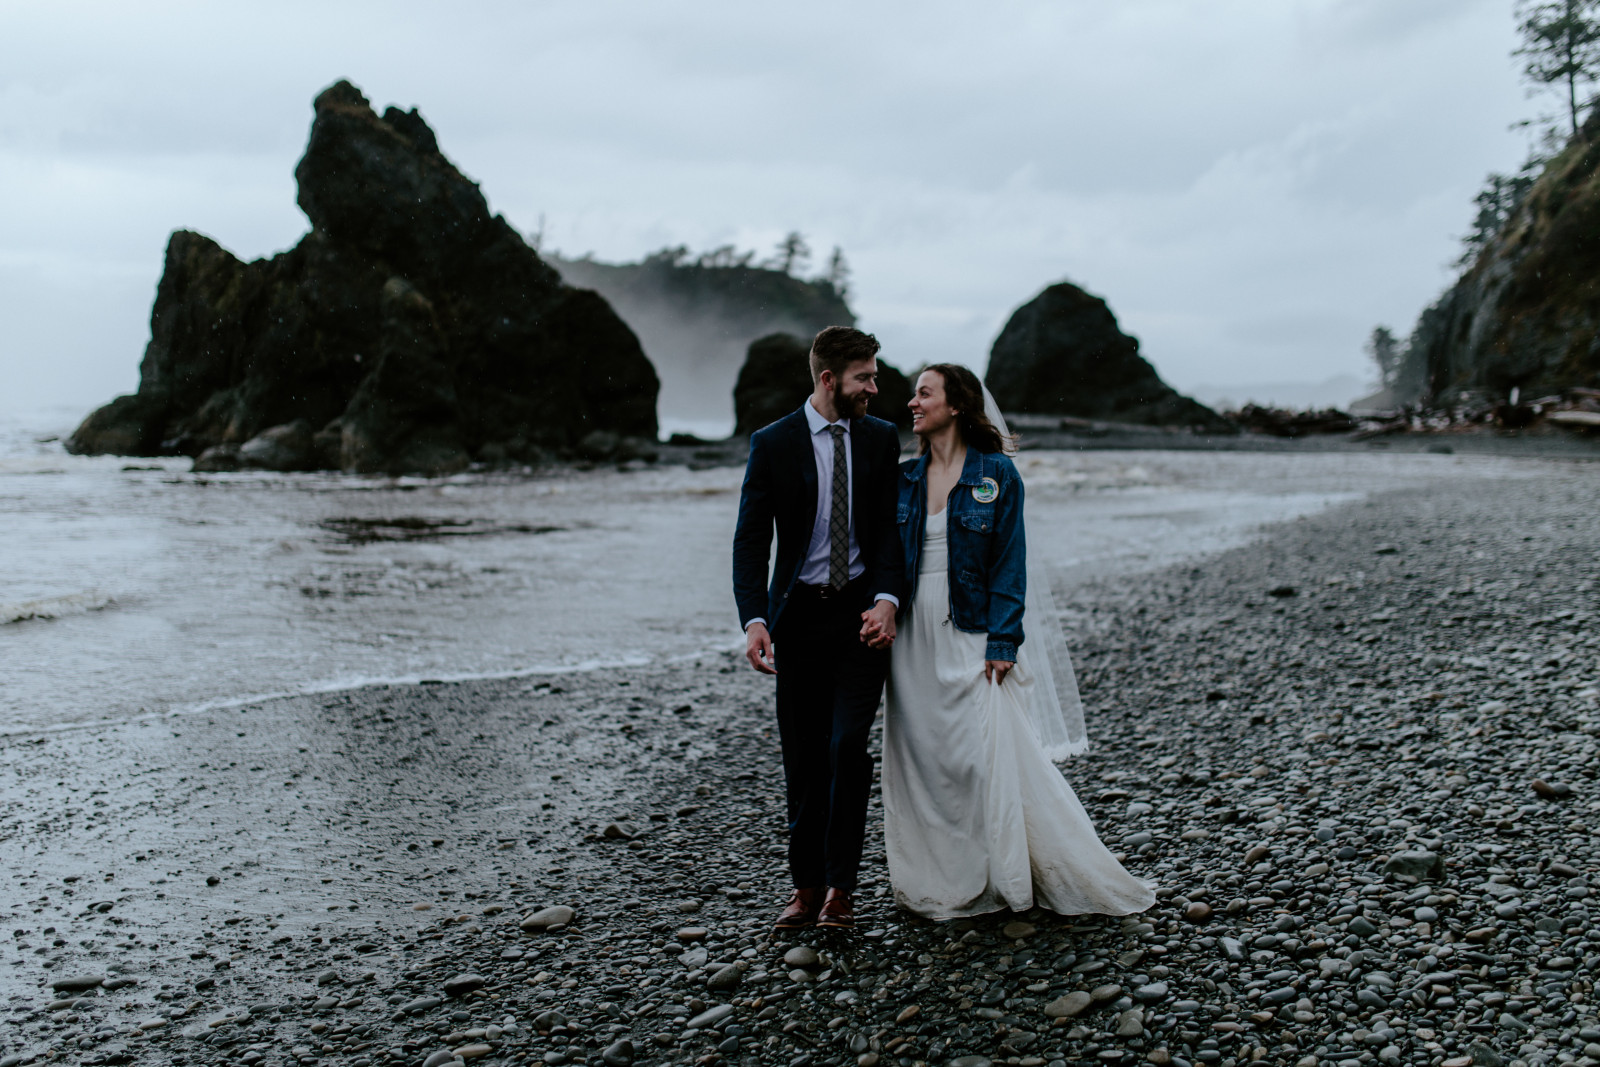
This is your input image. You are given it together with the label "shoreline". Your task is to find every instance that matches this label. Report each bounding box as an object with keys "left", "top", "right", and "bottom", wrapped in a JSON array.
[{"left": 2, "top": 458, "right": 1599, "bottom": 1067}]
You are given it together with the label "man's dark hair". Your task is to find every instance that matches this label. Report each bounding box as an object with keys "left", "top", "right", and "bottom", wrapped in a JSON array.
[{"left": 809, "top": 326, "right": 880, "bottom": 384}]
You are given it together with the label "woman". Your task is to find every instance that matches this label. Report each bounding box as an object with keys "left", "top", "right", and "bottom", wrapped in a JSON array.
[{"left": 881, "top": 363, "right": 1154, "bottom": 920}]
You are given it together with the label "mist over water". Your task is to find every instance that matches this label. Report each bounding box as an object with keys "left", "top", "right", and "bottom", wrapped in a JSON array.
[{"left": 2, "top": 403, "right": 1521, "bottom": 735}]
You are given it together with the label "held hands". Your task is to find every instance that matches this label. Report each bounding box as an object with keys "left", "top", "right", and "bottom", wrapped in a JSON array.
[
  {"left": 859, "top": 600, "right": 897, "bottom": 650},
  {"left": 984, "top": 659, "right": 1014, "bottom": 685},
  {"left": 745, "top": 622, "right": 777, "bottom": 675}
]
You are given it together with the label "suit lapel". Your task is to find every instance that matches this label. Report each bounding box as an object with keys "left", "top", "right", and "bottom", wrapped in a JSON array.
[{"left": 792, "top": 410, "right": 818, "bottom": 534}]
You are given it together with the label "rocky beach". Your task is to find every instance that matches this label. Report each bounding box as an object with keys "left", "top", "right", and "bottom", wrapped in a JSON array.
[{"left": 3, "top": 453, "right": 1598, "bottom": 1067}]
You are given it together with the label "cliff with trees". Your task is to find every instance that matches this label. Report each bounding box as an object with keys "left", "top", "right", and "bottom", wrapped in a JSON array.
[
  {"left": 549, "top": 237, "right": 855, "bottom": 435},
  {"left": 1386, "top": 0, "right": 1600, "bottom": 405}
]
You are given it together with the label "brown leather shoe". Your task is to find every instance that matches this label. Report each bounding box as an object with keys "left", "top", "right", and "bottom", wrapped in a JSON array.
[
  {"left": 816, "top": 887, "right": 855, "bottom": 929},
  {"left": 775, "top": 887, "right": 824, "bottom": 930}
]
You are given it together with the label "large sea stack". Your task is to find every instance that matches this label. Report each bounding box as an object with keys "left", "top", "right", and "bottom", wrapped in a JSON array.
[
  {"left": 732, "top": 333, "right": 913, "bottom": 436},
  {"left": 1403, "top": 110, "right": 1600, "bottom": 402},
  {"left": 984, "top": 282, "right": 1231, "bottom": 432},
  {"left": 67, "top": 80, "right": 658, "bottom": 473}
]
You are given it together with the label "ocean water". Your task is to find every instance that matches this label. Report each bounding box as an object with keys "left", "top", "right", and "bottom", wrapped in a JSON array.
[{"left": 0, "top": 404, "right": 1528, "bottom": 734}]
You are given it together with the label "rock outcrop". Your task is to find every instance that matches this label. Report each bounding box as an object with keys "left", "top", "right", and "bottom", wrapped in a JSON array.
[
  {"left": 732, "top": 333, "right": 913, "bottom": 436},
  {"left": 551, "top": 250, "right": 854, "bottom": 435},
  {"left": 1403, "top": 112, "right": 1600, "bottom": 402},
  {"left": 984, "top": 282, "right": 1232, "bottom": 432},
  {"left": 67, "top": 80, "right": 658, "bottom": 473}
]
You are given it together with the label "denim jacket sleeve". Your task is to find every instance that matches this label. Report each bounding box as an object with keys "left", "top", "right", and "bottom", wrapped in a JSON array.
[{"left": 984, "top": 462, "right": 1026, "bottom": 662}]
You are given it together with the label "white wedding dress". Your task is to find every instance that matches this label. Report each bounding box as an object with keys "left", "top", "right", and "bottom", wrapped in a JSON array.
[{"left": 882, "top": 507, "right": 1155, "bottom": 920}]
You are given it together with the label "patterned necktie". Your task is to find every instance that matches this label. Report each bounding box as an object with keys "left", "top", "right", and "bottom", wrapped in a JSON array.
[{"left": 828, "top": 424, "right": 849, "bottom": 589}]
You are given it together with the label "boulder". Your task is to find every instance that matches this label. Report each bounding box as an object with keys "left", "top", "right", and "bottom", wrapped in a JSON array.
[
  {"left": 239, "top": 420, "right": 317, "bottom": 471},
  {"left": 732, "top": 332, "right": 912, "bottom": 436},
  {"left": 984, "top": 282, "right": 1232, "bottom": 432},
  {"left": 67, "top": 80, "right": 658, "bottom": 471}
]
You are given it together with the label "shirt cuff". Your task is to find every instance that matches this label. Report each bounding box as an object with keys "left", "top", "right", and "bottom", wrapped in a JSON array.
[
  {"left": 873, "top": 594, "right": 900, "bottom": 609},
  {"left": 984, "top": 638, "right": 1017, "bottom": 662},
  {"left": 744, "top": 618, "right": 767, "bottom": 632}
]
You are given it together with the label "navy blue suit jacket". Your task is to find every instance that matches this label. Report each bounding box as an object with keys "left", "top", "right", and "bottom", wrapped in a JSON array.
[{"left": 732, "top": 406, "right": 906, "bottom": 637}]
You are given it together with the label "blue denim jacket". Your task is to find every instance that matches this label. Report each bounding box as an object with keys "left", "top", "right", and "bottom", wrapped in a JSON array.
[{"left": 897, "top": 446, "right": 1026, "bottom": 661}]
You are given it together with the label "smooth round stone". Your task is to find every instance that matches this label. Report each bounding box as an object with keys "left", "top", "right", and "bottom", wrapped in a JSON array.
[
  {"left": 1044, "top": 991, "right": 1092, "bottom": 1018},
  {"left": 707, "top": 964, "right": 742, "bottom": 991},
  {"left": 948, "top": 1057, "right": 992, "bottom": 1067},
  {"left": 687, "top": 1004, "right": 735, "bottom": 1030},
  {"left": 521, "top": 905, "right": 576, "bottom": 931},
  {"left": 443, "top": 973, "right": 486, "bottom": 997},
  {"left": 1002, "top": 921, "right": 1036, "bottom": 940},
  {"left": 783, "top": 946, "right": 819, "bottom": 967},
  {"left": 1413, "top": 906, "right": 1439, "bottom": 923}
]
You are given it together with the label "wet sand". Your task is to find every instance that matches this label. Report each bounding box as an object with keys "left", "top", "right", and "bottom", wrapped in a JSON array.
[{"left": 2, "top": 451, "right": 1599, "bottom": 1067}]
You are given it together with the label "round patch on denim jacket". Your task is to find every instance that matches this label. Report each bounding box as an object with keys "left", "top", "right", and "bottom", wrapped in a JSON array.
[{"left": 971, "top": 476, "right": 999, "bottom": 504}]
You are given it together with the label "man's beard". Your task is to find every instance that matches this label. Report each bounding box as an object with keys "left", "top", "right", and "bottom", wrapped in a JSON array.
[{"left": 834, "top": 382, "right": 871, "bottom": 419}]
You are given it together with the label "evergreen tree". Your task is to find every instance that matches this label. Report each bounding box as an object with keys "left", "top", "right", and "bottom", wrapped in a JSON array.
[
  {"left": 821, "top": 246, "right": 852, "bottom": 301},
  {"left": 1458, "top": 162, "right": 1540, "bottom": 265},
  {"left": 1365, "top": 326, "right": 1401, "bottom": 390},
  {"left": 770, "top": 232, "right": 811, "bottom": 276},
  {"left": 1516, "top": 0, "right": 1600, "bottom": 138}
]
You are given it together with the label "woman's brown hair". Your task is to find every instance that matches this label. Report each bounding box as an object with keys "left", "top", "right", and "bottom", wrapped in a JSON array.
[{"left": 917, "top": 363, "right": 1015, "bottom": 455}]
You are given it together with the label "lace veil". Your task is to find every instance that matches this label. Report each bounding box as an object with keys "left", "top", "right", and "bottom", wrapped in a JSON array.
[{"left": 982, "top": 386, "right": 1090, "bottom": 758}]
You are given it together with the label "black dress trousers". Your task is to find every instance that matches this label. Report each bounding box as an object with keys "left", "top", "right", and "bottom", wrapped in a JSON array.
[{"left": 773, "top": 579, "right": 890, "bottom": 892}]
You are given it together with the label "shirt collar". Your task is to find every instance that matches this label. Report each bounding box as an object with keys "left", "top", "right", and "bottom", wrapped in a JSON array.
[{"left": 804, "top": 397, "right": 850, "bottom": 436}]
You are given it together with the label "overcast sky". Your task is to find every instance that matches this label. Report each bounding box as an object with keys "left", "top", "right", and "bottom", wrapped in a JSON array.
[{"left": 1, "top": 0, "right": 1535, "bottom": 419}]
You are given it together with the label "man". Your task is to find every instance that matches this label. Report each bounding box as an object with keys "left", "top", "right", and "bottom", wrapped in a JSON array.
[{"left": 732, "top": 325, "right": 905, "bottom": 931}]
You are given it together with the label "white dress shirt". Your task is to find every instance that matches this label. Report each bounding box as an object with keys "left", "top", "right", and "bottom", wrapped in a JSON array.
[{"left": 745, "top": 398, "right": 898, "bottom": 632}]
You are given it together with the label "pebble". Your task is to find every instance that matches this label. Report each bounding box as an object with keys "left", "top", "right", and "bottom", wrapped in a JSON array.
[
  {"left": 454, "top": 1044, "right": 493, "bottom": 1060},
  {"left": 443, "top": 973, "right": 486, "bottom": 997},
  {"left": 422, "top": 1052, "right": 460, "bottom": 1067},
  {"left": 895, "top": 1004, "right": 921, "bottom": 1023},
  {"left": 1132, "top": 981, "right": 1167, "bottom": 1004},
  {"left": 783, "top": 946, "right": 819, "bottom": 967},
  {"left": 687, "top": 1004, "right": 734, "bottom": 1030},
  {"left": 520, "top": 905, "right": 576, "bottom": 931},
  {"left": 1001, "top": 921, "right": 1036, "bottom": 939},
  {"left": 677, "top": 927, "right": 709, "bottom": 942},
  {"left": 601, "top": 1039, "right": 635, "bottom": 1067},
  {"left": 1346, "top": 915, "right": 1379, "bottom": 937},
  {"left": 1044, "top": 992, "right": 1092, "bottom": 1018},
  {"left": 49, "top": 973, "right": 105, "bottom": 992},
  {"left": 400, "top": 996, "right": 444, "bottom": 1015},
  {"left": 1115, "top": 1008, "right": 1145, "bottom": 1038},
  {"left": 1381, "top": 849, "right": 1444, "bottom": 881},
  {"left": 1183, "top": 901, "right": 1212, "bottom": 922},
  {"left": 706, "top": 963, "right": 742, "bottom": 991}
]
